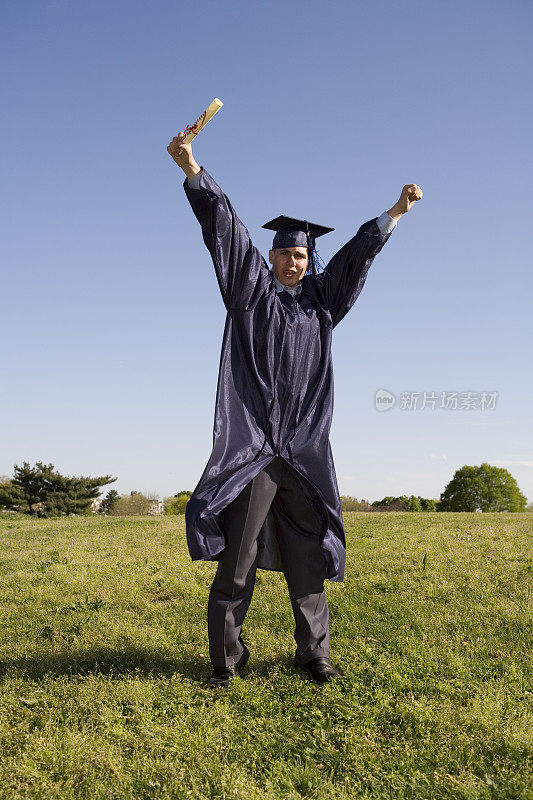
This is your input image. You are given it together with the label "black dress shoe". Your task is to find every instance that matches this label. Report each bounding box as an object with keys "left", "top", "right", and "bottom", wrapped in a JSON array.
[
  {"left": 207, "top": 645, "right": 250, "bottom": 688},
  {"left": 294, "top": 656, "right": 342, "bottom": 685}
]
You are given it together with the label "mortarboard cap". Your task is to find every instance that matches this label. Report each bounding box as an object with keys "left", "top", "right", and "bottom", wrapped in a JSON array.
[{"left": 262, "top": 215, "right": 334, "bottom": 250}]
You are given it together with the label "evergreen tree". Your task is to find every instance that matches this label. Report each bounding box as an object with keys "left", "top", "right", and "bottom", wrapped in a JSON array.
[
  {"left": 0, "top": 462, "right": 116, "bottom": 516},
  {"left": 0, "top": 461, "right": 54, "bottom": 514},
  {"left": 99, "top": 489, "right": 119, "bottom": 515},
  {"left": 0, "top": 478, "right": 26, "bottom": 512},
  {"left": 42, "top": 470, "right": 115, "bottom": 516}
]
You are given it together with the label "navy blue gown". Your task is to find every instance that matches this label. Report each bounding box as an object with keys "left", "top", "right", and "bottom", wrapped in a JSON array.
[{"left": 183, "top": 168, "right": 394, "bottom": 582}]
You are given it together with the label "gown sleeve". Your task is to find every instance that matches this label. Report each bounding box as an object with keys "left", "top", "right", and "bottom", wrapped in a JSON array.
[
  {"left": 183, "top": 167, "right": 270, "bottom": 310},
  {"left": 318, "top": 218, "right": 395, "bottom": 329}
]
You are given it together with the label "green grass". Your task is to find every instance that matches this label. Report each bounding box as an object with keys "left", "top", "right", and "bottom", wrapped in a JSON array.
[{"left": 0, "top": 512, "right": 531, "bottom": 800}]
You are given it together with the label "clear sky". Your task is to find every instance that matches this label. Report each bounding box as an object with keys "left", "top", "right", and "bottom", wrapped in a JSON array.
[{"left": 2, "top": 0, "right": 532, "bottom": 504}]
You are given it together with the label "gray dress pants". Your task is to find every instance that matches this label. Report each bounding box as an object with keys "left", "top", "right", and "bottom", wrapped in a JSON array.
[{"left": 207, "top": 455, "right": 330, "bottom": 669}]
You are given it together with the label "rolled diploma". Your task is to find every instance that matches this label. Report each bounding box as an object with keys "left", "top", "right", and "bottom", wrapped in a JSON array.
[{"left": 182, "top": 99, "right": 223, "bottom": 143}]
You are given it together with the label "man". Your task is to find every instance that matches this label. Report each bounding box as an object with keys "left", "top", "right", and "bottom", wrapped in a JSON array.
[{"left": 167, "top": 131, "right": 422, "bottom": 687}]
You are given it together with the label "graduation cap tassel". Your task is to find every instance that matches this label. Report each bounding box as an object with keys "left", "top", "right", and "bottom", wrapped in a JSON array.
[
  {"left": 304, "top": 220, "right": 326, "bottom": 277},
  {"left": 304, "top": 222, "right": 314, "bottom": 276},
  {"left": 307, "top": 246, "right": 327, "bottom": 277}
]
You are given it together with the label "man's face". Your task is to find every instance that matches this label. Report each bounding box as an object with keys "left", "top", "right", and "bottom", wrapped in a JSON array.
[{"left": 268, "top": 246, "right": 309, "bottom": 287}]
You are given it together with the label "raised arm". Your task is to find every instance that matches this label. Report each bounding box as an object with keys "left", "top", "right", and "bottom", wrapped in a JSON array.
[
  {"left": 167, "top": 132, "right": 270, "bottom": 310},
  {"left": 318, "top": 183, "right": 423, "bottom": 328}
]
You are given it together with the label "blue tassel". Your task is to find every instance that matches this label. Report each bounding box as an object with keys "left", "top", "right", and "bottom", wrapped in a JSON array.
[
  {"left": 306, "top": 246, "right": 327, "bottom": 276},
  {"left": 304, "top": 224, "right": 327, "bottom": 277}
]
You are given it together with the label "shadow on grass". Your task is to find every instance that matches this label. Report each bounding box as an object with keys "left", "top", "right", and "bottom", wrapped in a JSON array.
[
  {"left": 0, "top": 646, "right": 296, "bottom": 684},
  {"left": 0, "top": 644, "right": 209, "bottom": 682},
  {"left": 242, "top": 654, "right": 294, "bottom": 678}
]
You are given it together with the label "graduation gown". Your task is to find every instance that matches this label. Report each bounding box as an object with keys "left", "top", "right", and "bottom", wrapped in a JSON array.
[{"left": 183, "top": 168, "right": 394, "bottom": 582}]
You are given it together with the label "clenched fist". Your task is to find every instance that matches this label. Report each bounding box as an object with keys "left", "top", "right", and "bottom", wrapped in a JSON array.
[
  {"left": 388, "top": 184, "right": 423, "bottom": 220},
  {"left": 167, "top": 132, "right": 201, "bottom": 179}
]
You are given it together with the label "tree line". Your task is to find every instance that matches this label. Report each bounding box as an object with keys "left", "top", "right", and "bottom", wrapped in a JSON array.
[
  {"left": 345, "top": 463, "right": 528, "bottom": 512},
  {"left": 0, "top": 461, "right": 529, "bottom": 517},
  {"left": 0, "top": 463, "right": 194, "bottom": 517},
  {"left": 98, "top": 490, "right": 193, "bottom": 516}
]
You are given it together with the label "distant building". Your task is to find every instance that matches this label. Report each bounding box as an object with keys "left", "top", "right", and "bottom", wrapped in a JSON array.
[{"left": 148, "top": 499, "right": 164, "bottom": 516}]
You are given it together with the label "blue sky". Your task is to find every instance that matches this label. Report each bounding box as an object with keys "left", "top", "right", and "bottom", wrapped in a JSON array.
[{"left": 2, "top": 0, "right": 532, "bottom": 504}]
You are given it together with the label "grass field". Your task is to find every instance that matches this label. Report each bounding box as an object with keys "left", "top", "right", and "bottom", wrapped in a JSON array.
[{"left": 0, "top": 512, "right": 531, "bottom": 800}]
